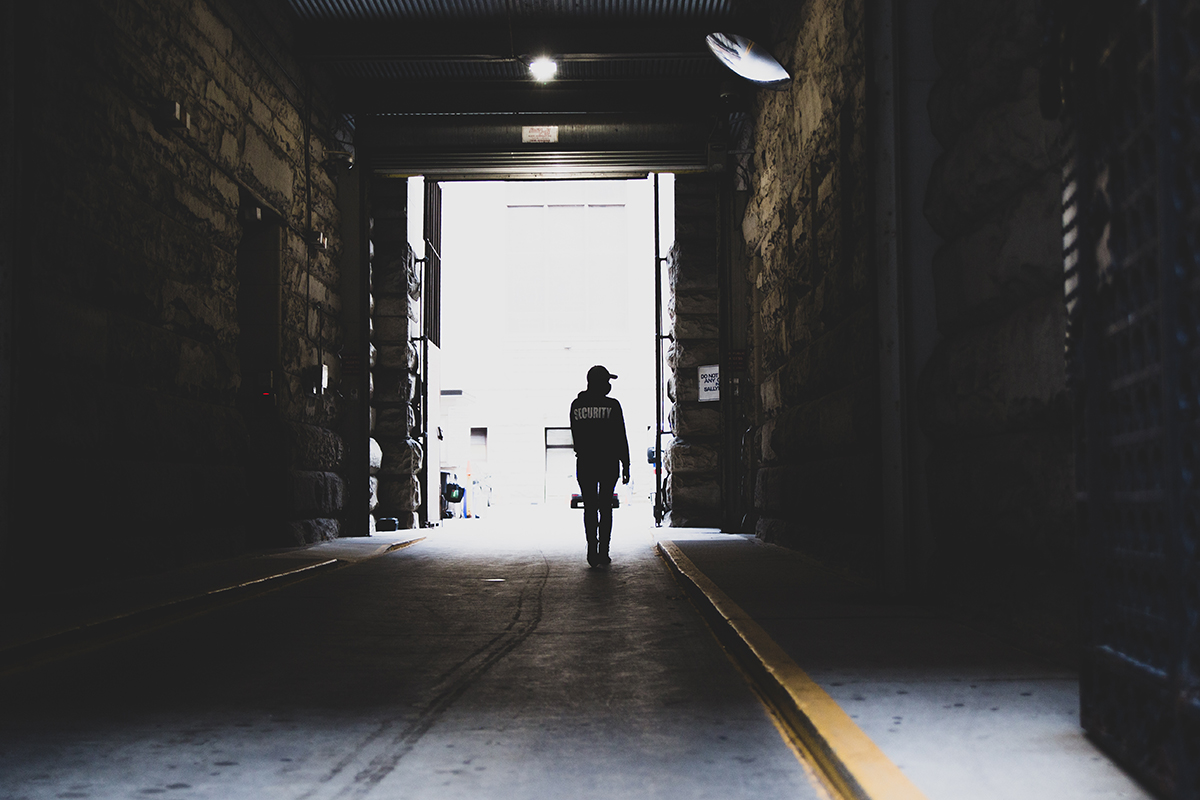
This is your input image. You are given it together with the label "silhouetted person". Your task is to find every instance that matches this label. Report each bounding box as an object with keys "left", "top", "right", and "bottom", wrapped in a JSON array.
[{"left": 570, "top": 365, "right": 631, "bottom": 567}]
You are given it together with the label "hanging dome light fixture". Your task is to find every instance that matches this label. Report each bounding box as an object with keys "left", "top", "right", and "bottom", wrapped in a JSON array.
[{"left": 705, "top": 33, "right": 790, "bottom": 88}]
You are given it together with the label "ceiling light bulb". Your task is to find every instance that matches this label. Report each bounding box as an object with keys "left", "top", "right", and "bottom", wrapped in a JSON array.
[{"left": 529, "top": 57, "right": 558, "bottom": 82}]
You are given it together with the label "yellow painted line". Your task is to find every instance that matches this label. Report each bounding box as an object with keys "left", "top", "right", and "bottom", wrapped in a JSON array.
[
  {"left": 0, "top": 559, "right": 342, "bottom": 656},
  {"left": 0, "top": 559, "right": 336, "bottom": 679},
  {"left": 0, "top": 536, "right": 429, "bottom": 678},
  {"left": 658, "top": 539, "right": 928, "bottom": 800},
  {"left": 373, "top": 536, "right": 426, "bottom": 557},
  {"left": 718, "top": 621, "right": 839, "bottom": 800},
  {"left": 202, "top": 558, "right": 340, "bottom": 598}
]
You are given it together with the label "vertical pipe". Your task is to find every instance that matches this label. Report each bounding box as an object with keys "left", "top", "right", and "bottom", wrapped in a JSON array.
[
  {"left": 718, "top": 162, "right": 738, "bottom": 532},
  {"left": 420, "top": 303, "right": 429, "bottom": 527},
  {"left": 654, "top": 173, "right": 664, "bottom": 526},
  {"left": 871, "top": 0, "right": 908, "bottom": 596},
  {"left": 358, "top": 166, "right": 370, "bottom": 535},
  {"left": 896, "top": 0, "right": 942, "bottom": 592},
  {"left": 303, "top": 75, "right": 317, "bottom": 395},
  {"left": 0, "top": 0, "right": 17, "bottom": 573},
  {"left": 416, "top": 179, "right": 431, "bottom": 528},
  {"left": 416, "top": 234, "right": 428, "bottom": 528},
  {"left": 334, "top": 158, "right": 367, "bottom": 535}
]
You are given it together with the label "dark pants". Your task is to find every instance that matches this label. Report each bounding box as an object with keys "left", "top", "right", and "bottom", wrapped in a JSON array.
[{"left": 576, "top": 458, "right": 618, "bottom": 557}]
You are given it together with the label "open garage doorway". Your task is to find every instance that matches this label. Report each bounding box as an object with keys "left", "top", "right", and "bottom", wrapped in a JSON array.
[{"left": 434, "top": 177, "right": 673, "bottom": 524}]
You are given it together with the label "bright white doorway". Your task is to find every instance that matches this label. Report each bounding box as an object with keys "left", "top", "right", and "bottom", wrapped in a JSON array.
[{"left": 437, "top": 177, "right": 674, "bottom": 520}]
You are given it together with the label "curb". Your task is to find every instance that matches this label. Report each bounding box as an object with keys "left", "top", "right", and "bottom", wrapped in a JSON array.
[
  {"left": 0, "top": 536, "right": 426, "bottom": 678},
  {"left": 657, "top": 539, "right": 928, "bottom": 800}
]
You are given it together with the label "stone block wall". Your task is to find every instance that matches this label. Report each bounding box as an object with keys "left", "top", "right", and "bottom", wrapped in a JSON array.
[
  {"left": 368, "top": 178, "right": 423, "bottom": 530},
  {"left": 921, "top": 0, "right": 1074, "bottom": 649},
  {"left": 8, "top": 0, "right": 348, "bottom": 584},
  {"left": 735, "top": 0, "right": 1076, "bottom": 651},
  {"left": 666, "top": 175, "right": 722, "bottom": 527},
  {"left": 740, "top": 0, "right": 878, "bottom": 573}
]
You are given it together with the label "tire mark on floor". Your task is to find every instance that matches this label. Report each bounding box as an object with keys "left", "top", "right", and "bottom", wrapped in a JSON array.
[{"left": 296, "top": 552, "right": 550, "bottom": 800}]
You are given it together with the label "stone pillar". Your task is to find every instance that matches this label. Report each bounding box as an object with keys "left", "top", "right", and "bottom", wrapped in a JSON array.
[
  {"left": 739, "top": 0, "right": 877, "bottom": 569},
  {"left": 666, "top": 174, "right": 722, "bottom": 527},
  {"left": 280, "top": 421, "right": 346, "bottom": 543},
  {"left": 369, "top": 177, "right": 422, "bottom": 529}
]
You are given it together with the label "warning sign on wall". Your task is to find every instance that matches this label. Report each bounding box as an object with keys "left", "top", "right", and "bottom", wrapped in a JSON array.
[
  {"left": 698, "top": 364, "right": 720, "bottom": 402},
  {"left": 522, "top": 126, "right": 559, "bottom": 143}
]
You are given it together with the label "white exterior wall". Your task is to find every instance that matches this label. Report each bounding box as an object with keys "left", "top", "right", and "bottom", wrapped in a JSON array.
[{"left": 439, "top": 178, "right": 668, "bottom": 515}]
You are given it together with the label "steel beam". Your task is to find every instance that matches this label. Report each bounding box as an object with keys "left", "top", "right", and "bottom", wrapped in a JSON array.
[{"left": 326, "top": 79, "right": 733, "bottom": 116}]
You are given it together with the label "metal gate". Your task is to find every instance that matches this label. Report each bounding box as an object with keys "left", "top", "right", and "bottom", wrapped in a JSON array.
[{"left": 1056, "top": 1, "right": 1200, "bottom": 796}]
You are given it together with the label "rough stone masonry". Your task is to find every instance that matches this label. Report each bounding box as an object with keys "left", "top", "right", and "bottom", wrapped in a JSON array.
[
  {"left": 667, "top": 174, "right": 723, "bottom": 528},
  {"left": 369, "top": 176, "right": 424, "bottom": 531},
  {"left": 741, "top": 0, "right": 878, "bottom": 571},
  {"left": 9, "top": 0, "right": 349, "bottom": 585},
  {"left": 738, "top": 0, "right": 1073, "bottom": 657}
]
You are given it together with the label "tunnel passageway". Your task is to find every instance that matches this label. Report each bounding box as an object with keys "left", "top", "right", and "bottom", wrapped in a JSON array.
[{"left": 0, "top": 511, "right": 826, "bottom": 800}]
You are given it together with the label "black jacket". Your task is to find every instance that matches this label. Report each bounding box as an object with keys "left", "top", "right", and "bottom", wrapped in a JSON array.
[{"left": 570, "top": 390, "right": 630, "bottom": 467}]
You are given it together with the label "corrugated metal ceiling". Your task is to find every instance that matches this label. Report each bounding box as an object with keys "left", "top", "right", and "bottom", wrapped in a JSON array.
[
  {"left": 287, "top": 0, "right": 737, "bottom": 23},
  {"left": 327, "top": 56, "right": 721, "bottom": 82},
  {"left": 286, "top": 0, "right": 757, "bottom": 139}
]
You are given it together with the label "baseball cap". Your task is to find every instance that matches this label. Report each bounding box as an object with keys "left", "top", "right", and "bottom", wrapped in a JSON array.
[{"left": 587, "top": 365, "right": 618, "bottom": 384}]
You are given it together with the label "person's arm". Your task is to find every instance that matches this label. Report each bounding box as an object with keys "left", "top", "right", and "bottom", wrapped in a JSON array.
[
  {"left": 616, "top": 402, "right": 631, "bottom": 484},
  {"left": 569, "top": 401, "right": 580, "bottom": 455}
]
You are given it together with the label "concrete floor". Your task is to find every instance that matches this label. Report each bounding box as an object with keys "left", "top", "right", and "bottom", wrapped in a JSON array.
[
  {"left": 0, "top": 509, "right": 826, "bottom": 800},
  {"left": 667, "top": 533, "right": 1156, "bottom": 800},
  {"left": 0, "top": 512, "right": 1159, "bottom": 800}
]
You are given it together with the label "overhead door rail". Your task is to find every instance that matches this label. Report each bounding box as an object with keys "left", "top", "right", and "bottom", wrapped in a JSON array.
[{"left": 357, "top": 114, "right": 717, "bottom": 180}]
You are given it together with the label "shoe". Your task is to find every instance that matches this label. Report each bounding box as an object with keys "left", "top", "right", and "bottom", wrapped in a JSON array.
[
  {"left": 587, "top": 548, "right": 598, "bottom": 567},
  {"left": 599, "top": 553, "right": 611, "bottom": 566}
]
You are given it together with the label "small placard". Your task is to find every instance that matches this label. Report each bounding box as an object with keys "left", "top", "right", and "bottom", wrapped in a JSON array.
[
  {"left": 728, "top": 349, "right": 747, "bottom": 373},
  {"left": 698, "top": 364, "right": 720, "bottom": 402},
  {"left": 522, "top": 125, "right": 559, "bottom": 143}
]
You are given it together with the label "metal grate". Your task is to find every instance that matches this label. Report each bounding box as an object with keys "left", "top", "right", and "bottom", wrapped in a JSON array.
[{"left": 1067, "top": 0, "right": 1200, "bottom": 797}]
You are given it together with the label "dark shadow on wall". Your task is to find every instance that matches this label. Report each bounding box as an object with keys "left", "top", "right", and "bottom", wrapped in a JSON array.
[
  {"left": 736, "top": 0, "right": 1076, "bottom": 664},
  {"left": 2, "top": 0, "right": 350, "bottom": 594},
  {"left": 919, "top": 0, "right": 1074, "bottom": 661},
  {"left": 741, "top": 0, "right": 882, "bottom": 578}
]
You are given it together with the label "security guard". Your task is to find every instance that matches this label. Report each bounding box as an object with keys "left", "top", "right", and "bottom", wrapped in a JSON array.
[{"left": 570, "top": 365, "right": 631, "bottom": 567}]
